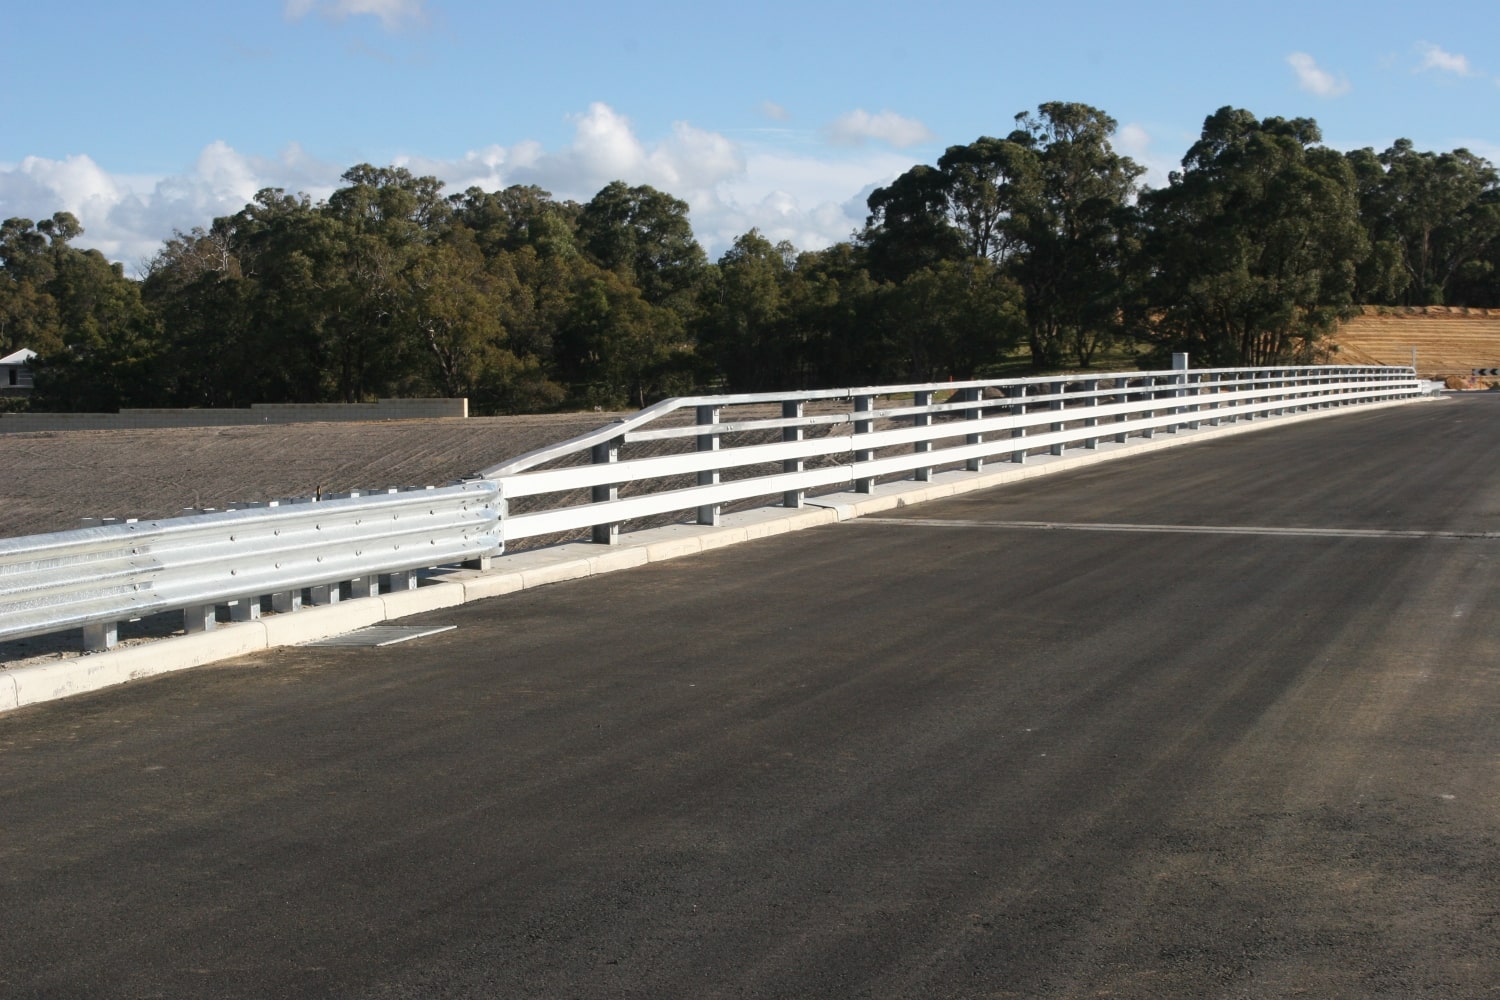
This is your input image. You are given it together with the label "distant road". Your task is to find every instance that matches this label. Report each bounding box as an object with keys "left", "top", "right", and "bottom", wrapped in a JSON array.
[{"left": 2, "top": 395, "right": 1497, "bottom": 998}]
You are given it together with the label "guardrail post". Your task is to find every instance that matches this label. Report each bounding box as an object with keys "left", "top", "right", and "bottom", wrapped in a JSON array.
[
  {"left": 229, "top": 596, "right": 262, "bottom": 622},
  {"left": 783, "top": 400, "right": 805, "bottom": 508},
  {"left": 308, "top": 583, "right": 341, "bottom": 606},
  {"left": 349, "top": 575, "right": 378, "bottom": 600},
  {"left": 964, "top": 388, "right": 985, "bottom": 471},
  {"left": 83, "top": 621, "right": 119, "bottom": 651},
  {"left": 1083, "top": 378, "right": 1100, "bottom": 448},
  {"left": 1115, "top": 380, "right": 1130, "bottom": 442},
  {"left": 184, "top": 604, "right": 217, "bottom": 633},
  {"left": 1171, "top": 353, "right": 1189, "bottom": 432},
  {"left": 591, "top": 434, "right": 623, "bottom": 544},
  {"left": 854, "top": 394, "right": 875, "bottom": 493},
  {"left": 271, "top": 590, "right": 302, "bottom": 614},
  {"left": 1142, "top": 377, "right": 1158, "bottom": 438},
  {"left": 913, "top": 390, "right": 934, "bottom": 481},
  {"left": 379, "top": 572, "right": 418, "bottom": 593},
  {"left": 1049, "top": 381, "right": 1065, "bottom": 455},
  {"left": 1010, "top": 385, "right": 1028, "bottom": 463},
  {"left": 697, "top": 405, "right": 721, "bottom": 526}
]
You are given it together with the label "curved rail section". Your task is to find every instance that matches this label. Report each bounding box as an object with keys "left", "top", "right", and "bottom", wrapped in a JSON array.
[{"left": 0, "top": 364, "right": 1420, "bottom": 657}]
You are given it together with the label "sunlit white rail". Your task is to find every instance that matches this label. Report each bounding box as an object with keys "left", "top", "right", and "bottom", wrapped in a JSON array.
[{"left": 482, "top": 364, "right": 1423, "bottom": 547}]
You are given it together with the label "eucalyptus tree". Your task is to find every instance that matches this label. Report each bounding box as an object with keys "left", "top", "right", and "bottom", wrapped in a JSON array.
[
  {"left": 0, "top": 213, "right": 161, "bottom": 411},
  {"left": 936, "top": 135, "right": 1037, "bottom": 265},
  {"left": 1346, "top": 140, "right": 1500, "bottom": 306},
  {"left": 576, "top": 181, "right": 706, "bottom": 312},
  {"left": 1142, "top": 108, "right": 1367, "bottom": 365},
  {"left": 860, "top": 164, "right": 964, "bottom": 284},
  {"left": 1004, "top": 102, "right": 1145, "bottom": 368}
]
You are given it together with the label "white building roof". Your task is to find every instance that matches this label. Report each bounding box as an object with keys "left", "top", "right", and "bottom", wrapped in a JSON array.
[{"left": 0, "top": 349, "right": 37, "bottom": 365}]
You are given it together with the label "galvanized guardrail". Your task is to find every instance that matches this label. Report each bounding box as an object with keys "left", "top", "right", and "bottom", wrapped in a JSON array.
[
  {"left": 0, "top": 482, "right": 499, "bottom": 650},
  {"left": 482, "top": 364, "right": 1423, "bottom": 547},
  {"left": 0, "top": 363, "right": 1421, "bottom": 655}
]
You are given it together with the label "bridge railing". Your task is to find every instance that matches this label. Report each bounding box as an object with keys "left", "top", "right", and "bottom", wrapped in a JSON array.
[
  {"left": 0, "top": 364, "right": 1419, "bottom": 654},
  {"left": 481, "top": 365, "right": 1422, "bottom": 547}
]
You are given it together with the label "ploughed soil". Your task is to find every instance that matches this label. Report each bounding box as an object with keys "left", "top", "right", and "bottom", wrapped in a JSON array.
[{"left": 0, "top": 413, "right": 620, "bottom": 540}]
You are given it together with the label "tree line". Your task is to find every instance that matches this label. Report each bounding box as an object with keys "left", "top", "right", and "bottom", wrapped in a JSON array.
[{"left": 4, "top": 102, "right": 1499, "bottom": 414}]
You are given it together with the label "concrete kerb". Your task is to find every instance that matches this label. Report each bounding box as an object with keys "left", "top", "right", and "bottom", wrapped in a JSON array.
[{"left": 0, "top": 394, "right": 1434, "bottom": 714}]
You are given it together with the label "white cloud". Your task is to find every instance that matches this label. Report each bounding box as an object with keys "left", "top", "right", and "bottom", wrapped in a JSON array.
[
  {"left": 1287, "top": 52, "right": 1351, "bottom": 97},
  {"left": 1416, "top": 41, "right": 1476, "bottom": 76},
  {"left": 759, "top": 101, "right": 790, "bottom": 121},
  {"left": 1112, "top": 122, "right": 1176, "bottom": 191},
  {"left": 0, "top": 145, "right": 345, "bottom": 272},
  {"left": 0, "top": 102, "right": 923, "bottom": 269},
  {"left": 824, "top": 109, "right": 936, "bottom": 149},
  {"left": 285, "top": 0, "right": 427, "bottom": 31}
]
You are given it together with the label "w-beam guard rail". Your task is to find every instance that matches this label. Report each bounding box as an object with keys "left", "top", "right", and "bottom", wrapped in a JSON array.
[{"left": 0, "top": 481, "right": 500, "bottom": 650}]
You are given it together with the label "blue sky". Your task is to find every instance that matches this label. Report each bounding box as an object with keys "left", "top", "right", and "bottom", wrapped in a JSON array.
[{"left": 3, "top": 0, "right": 1497, "bottom": 270}]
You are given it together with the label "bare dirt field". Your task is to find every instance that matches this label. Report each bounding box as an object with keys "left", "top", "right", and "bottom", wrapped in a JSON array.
[
  {"left": 1331, "top": 306, "right": 1500, "bottom": 378},
  {"left": 0, "top": 412, "right": 620, "bottom": 540}
]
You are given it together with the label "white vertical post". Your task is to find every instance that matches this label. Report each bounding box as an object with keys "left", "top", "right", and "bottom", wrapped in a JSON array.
[
  {"left": 591, "top": 435, "right": 623, "bottom": 544},
  {"left": 964, "top": 387, "right": 985, "bottom": 472},
  {"left": 1049, "top": 381, "right": 1065, "bottom": 455},
  {"left": 696, "top": 405, "right": 721, "bottom": 526},
  {"left": 1010, "top": 384, "right": 1028, "bottom": 463},
  {"left": 1083, "top": 378, "right": 1100, "bottom": 448},
  {"left": 1172, "top": 352, "right": 1190, "bottom": 431},
  {"left": 782, "top": 400, "right": 805, "bottom": 508},
  {"left": 854, "top": 394, "right": 875, "bottom": 493},
  {"left": 913, "top": 390, "right": 933, "bottom": 481}
]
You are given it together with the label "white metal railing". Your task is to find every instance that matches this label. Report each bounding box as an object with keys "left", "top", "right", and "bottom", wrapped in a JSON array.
[
  {"left": 480, "top": 365, "right": 1422, "bottom": 547},
  {"left": 0, "top": 364, "right": 1421, "bottom": 656},
  {"left": 0, "top": 482, "right": 499, "bottom": 650}
]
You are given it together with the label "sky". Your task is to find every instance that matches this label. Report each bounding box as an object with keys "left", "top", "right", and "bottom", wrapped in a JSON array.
[{"left": 3, "top": 1, "right": 1497, "bottom": 273}]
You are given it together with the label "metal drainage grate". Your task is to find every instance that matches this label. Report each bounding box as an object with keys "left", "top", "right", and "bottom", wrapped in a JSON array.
[{"left": 302, "top": 625, "right": 457, "bottom": 648}]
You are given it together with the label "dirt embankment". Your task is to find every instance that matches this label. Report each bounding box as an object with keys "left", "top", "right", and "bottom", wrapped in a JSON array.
[{"left": 1331, "top": 306, "right": 1500, "bottom": 380}]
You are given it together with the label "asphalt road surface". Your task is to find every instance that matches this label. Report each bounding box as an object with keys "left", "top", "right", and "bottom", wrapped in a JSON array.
[{"left": 3, "top": 396, "right": 1499, "bottom": 998}]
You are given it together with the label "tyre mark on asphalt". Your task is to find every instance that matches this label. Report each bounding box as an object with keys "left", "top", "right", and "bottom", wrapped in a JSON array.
[{"left": 853, "top": 517, "right": 1500, "bottom": 540}]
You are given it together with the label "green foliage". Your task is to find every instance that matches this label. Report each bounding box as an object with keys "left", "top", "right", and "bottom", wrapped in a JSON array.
[
  {"left": 576, "top": 181, "right": 706, "bottom": 312},
  {"left": 2, "top": 213, "right": 155, "bottom": 411},
  {"left": 1005, "top": 103, "right": 1144, "bottom": 368},
  {"left": 1141, "top": 108, "right": 1368, "bottom": 365},
  {"left": 1347, "top": 141, "right": 1500, "bottom": 307},
  {"left": 12, "top": 104, "right": 1500, "bottom": 414}
]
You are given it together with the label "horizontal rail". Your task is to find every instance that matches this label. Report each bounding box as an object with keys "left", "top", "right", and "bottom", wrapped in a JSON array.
[{"left": 487, "top": 365, "right": 1423, "bottom": 546}]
